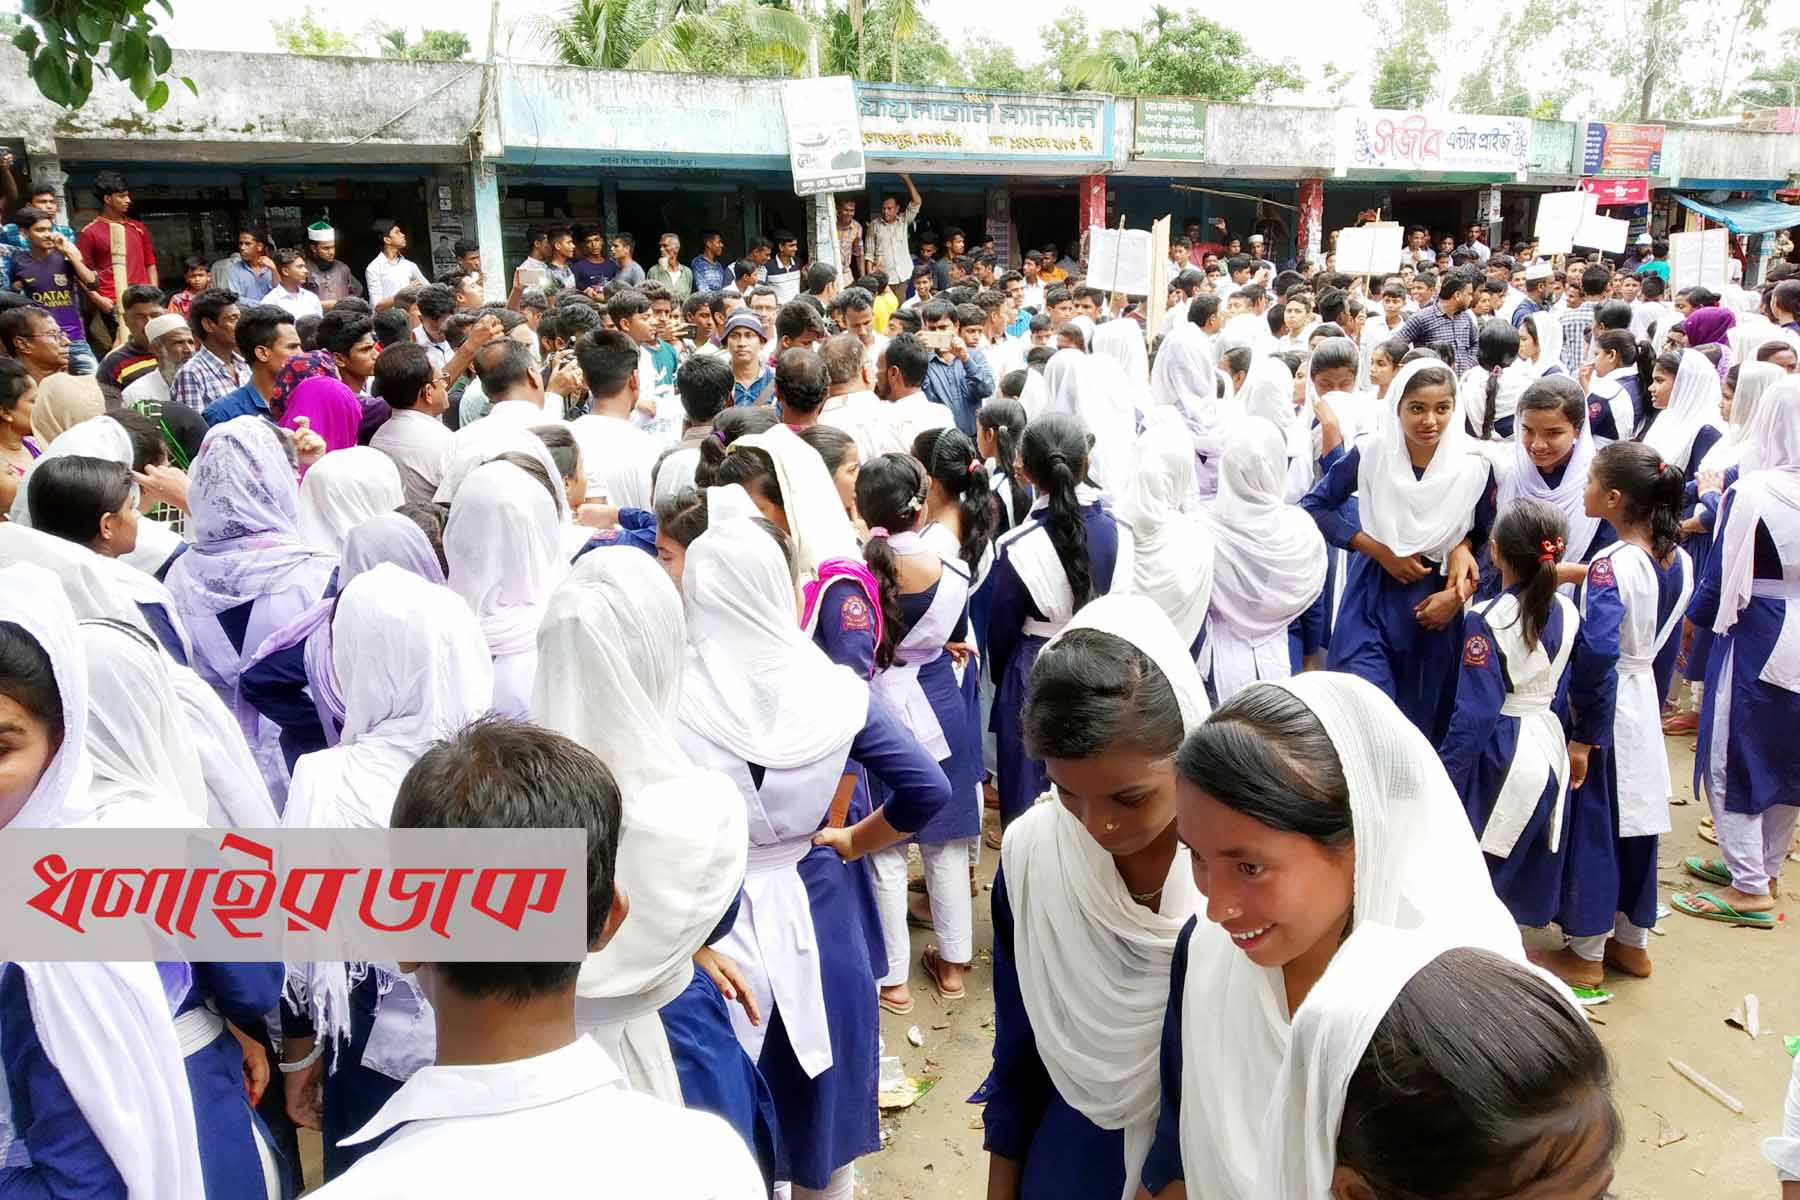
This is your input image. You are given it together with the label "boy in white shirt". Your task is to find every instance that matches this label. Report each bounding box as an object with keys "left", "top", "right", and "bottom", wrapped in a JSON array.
[{"left": 312, "top": 718, "right": 764, "bottom": 1200}]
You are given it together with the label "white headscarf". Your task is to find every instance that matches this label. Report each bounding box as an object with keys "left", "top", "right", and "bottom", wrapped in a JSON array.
[
  {"left": 5, "top": 414, "right": 135, "bottom": 526},
  {"left": 1713, "top": 376, "right": 1800, "bottom": 644},
  {"left": 1643, "top": 347, "right": 1726, "bottom": 471},
  {"left": 1093, "top": 317, "right": 1149, "bottom": 394},
  {"left": 1355, "top": 359, "right": 1492, "bottom": 561},
  {"left": 1257, "top": 926, "right": 1556, "bottom": 1198},
  {"left": 1177, "top": 672, "right": 1522, "bottom": 1200},
  {"left": 296, "top": 446, "right": 404, "bottom": 555},
  {"left": 1121, "top": 411, "right": 1214, "bottom": 648},
  {"left": 81, "top": 619, "right": 208, "bottom": 822},
  {"left": 283, "top": 564, "right": 493, "bottom": 831},
  {"left": 1702, "top": 360, "right": 1782, "bottom": 474},
  {"left": 0, "top": 563, "right": 207, "bottom": 1200},
  {"left": 1045, "top": 347, "right": 1138, "bottom": 494},
  {"left": 568, "top": 413, "right": 656, "bottom": 509},
  {"left": 1238, "top": 356, "right": 1313, "bottom": 500},
  {"left": 1520, "top": 311, "right": 1563, "bottom": 376},
  {"left": 1496, "top": 391, "right": 1601, "bottom": 560},
  {"left": 533, "top": 549, "right": 748, "bottom": 1095},
  {"left": 737, "top": 425, "right": 862, "bottom": 580},
  {"left": 444, "top": 459, "right": 565, "bottom": 658},
  {"left": 1001, "top": 594, "right": 1211, "bottom": 1200},
  {"left": 1042, "top": 347, "right": 1087, "bottom": 418},
  {"left": 0, "top": 523, "right": 191, "bottom": 662},
  {"left": 1207, "top": 418, "right": 1329, "bottom": 642},
  {"left": 1150, "top": 322, "right": 1241, "bottom": 462},
  {"left": 680, "top": 516, "right": 868, "bottom": 769},
  {"left": 434, "top": 424, "right": 568, "bottom": 517}
]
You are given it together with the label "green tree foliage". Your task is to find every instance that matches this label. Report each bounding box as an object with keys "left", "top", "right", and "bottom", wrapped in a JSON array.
[
  {"left": 271, "top": 6, "right": 360, "bottom": 56},
  {"left": 1039, "top": 4, "right": 1299, "bottom": 99},
  {"left": 1363, "top": 0, "right": 1445, "bottom": 107},
  {"left": 1736, "top": 27, "right": 1800, "bottom": 110},
  {"left": 537, "top": 0, "right": 813, "bottom": 76},
  {"left": 958, "top": 35, "right": 1030, "bottom": 92},
  {"left": 815, "top": 0, "right": 955, "bottom": 84},
  {"left": 12, "top": 0, "right": 196, "bottom": 110},
  {"left": 375, "top": 27, "right": 472, "bottom": 61}
]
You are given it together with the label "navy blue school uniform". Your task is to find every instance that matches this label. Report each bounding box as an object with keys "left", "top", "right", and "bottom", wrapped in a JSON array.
[
  {"left": 135, "top": 600, "right": 189, "bottom": 666},
  {"left": 179, "top": 963, "right": 289, "bottom": 1199},
  {"left": 572, "top": 507, "right": 657, "bottom": 561},
  {"left": 709, "top": 700, "right": 950, "bottom": 1190},
  {"left": 1300, "top": 446, "right": 1496, "bottom": 743},
  {"left": 1557, "top": 543, "right": 1692, "bottom": 943},
  {"left": 1585, "top": 371, "right": 1640, "bottom": 444},
  {"left": 986, "top": 500, "right": 1130, "bottom": 827},
  {"left": 1672, "top": 426, "right": 1726, "bottom": 687},
  {"left": 277, "top": 974, "right": 405, "bottom": 1182},
  {"left": 661, "top": 963, "right": 781, "bottom": 1189},
  {"left": 1690, "top": 485, "right": 1800, "bottom": 817},
  {"left": 810, "top": 574, "right": 887, "bottom": 977},
  {"left": 979, "top": 868, "right": 1182, "bottom": 1198},
  {"left": 0, "top": 965, "right": 126, "bottom": 1197},
  {"left": 900, "top": 582, "right": 984, "bottom": 843},
  {"left": 1439, "top": 591, "right": 1583, "bottom": 926},
  {"left": 228, "top": 600, "right": 330, "bottom": 772},
  {"left": 1137, "top": 917, "right": 1203, "bottom": 1197}
]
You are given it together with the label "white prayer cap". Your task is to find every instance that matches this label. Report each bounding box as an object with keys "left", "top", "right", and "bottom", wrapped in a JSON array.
[
  {"left": 1248, "top": 233, "right": 1265, "bottom": 243},
  {"left": 145, "top": 313, "right": 188, "bottom": 342},
  {"left": 307, "top": 220, "right": 334, "bottom": 243},
  {"left": 1635, "top": 232, "right": 1653, "bottom": 245},
  {"left": 1524, "top": 261, "right": 1554, "bottom": 281}
]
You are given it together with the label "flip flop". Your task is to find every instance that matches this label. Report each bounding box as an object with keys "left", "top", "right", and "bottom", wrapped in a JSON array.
[
  {"left": 1681, "top": 856, "right": 1732, "bottom": 887},
  {"left": 921, "top": 946, "right": 967, "bottom": 1002},
  {"left": 983, "top": 828, "right": 1003, "bottom": 851},
  {"left": 1699, "top": 821, "right": 1719, "bottom": 845},
  {"left": 1669, "top": 891, "right": 1776, "bottom": 929},
  {"left": 878, "top": 992, "right": 914, "bottom": 1016}
]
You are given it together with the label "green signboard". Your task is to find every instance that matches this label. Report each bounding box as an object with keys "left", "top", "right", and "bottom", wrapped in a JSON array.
[{"left": 1134, "top": 97, "right": 1207, "bottom": 161}]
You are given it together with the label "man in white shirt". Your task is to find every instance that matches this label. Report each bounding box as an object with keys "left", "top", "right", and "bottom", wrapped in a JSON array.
[
  {"left": 817, "top": 331, "right": 897, "bottom": 461},
  {"left": 876, "top": 331, "right": 952, "bottom": 451},
  {"left": 765, "top": 230, "right": 803, "bottom": 302},
  {"left": 411, "top": 283, "right": 457, "bottom": 371},
  {"left": 369, "top": 341, "right": 454, "bottom": 503},
  {"left": 309, "top": 719, "right": 764, "bottom": 1200},
  {"left": 866, "top": 174, "right": 922, "bottom": 294},
  {"left": 438, "top": 340, "right": 555, "bottom": 500},
  {"left": 1456, "top": 222, "right": 1492, "bottom": 263},
  {"left": 365, "top": 218, "right": 427, "bottom": 311},
  {"left": 569, "top": 329, "right": 659, "bottom": 509},
  {"left": 262, "top": 249, "right": 323, "bottom": 322},
  {"left": 121, "top": 313, "right": 197, "bottom": 408}
]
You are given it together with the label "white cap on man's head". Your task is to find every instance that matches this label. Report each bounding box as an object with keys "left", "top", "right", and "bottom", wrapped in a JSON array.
[
  {"left": 145, "top": 314, "right": 188, "bottom": 342},
  {"left": 1248, "top": 233, "right": 1264, "bottom": 243},
  {"left": 307, "top": 221, "right": 334, "bottom": 243},
  {"left": 1524, "top": 262, "right": 1554, "bottom": 282},
  {"left": 1635, "top": 232, "right": 1653, "bottom": 246}
]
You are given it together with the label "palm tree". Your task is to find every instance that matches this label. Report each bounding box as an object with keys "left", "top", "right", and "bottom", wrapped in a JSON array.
[
  {"left": 1067, "top": 24, "right": 1144, "bottom": 92},
  {"left": 536, "top": 0, "right": 811, "bottom": 75}
]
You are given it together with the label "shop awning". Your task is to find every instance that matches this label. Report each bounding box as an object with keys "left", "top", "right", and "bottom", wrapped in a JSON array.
[{"left": 1672, "top": 194, "right": 1800, "bottom": 234}]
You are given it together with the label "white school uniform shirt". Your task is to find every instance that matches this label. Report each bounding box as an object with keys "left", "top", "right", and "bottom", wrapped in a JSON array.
[
  {"left": 311, "top": 1038, "right": 763, "bottom": 1199},
  {"left": 413, "top": 325, "right": 451, "bottom": 371},
  {"left": 883, "top": 389, "right": 955, "bottom": 451},
  {"left": 820, "top": 389, "right": 901, "bottom": 461},
  {"left": 262, "top": 283, "right": 323, "bottom": 322},
  {"left": 365, "top": 254, "right": 426, "bottom": 308},
  {"left": 1630, "top": 298, "right": 1670, "bottom": 344}
]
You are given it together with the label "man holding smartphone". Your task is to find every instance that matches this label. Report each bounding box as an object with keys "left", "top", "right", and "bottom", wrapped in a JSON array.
[{"left": 918, "top": 298, "right": 991, "bottom": 436}]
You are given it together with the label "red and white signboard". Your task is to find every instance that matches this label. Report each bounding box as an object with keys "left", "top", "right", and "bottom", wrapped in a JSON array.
[{"left": 1580, "top": 177, "right": 1650, "bottom": 206}]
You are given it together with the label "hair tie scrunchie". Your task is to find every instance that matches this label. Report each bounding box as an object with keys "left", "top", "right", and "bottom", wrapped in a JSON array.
[
  {"left": 711, "top": 429, "right": 728, "bottom": 445},
  {"left": 868, "top": 526, "right": 890, "bottom": 540},
  {"left": 1537, "top": 535, "right": 1565, "bottom": 564},
  {"left": 968, "top": 458, "right": 982, "bottom": 473}
]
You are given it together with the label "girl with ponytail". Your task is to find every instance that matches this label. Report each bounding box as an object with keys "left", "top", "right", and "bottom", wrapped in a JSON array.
[
  {"left": 1587, "top": 330, "right": 1653, "bottom": 442},
  {"left": 1536, "top": 441, "right": 1693, "bottom": 986},
  {"left": 856, "top": 452, "right": 982, "bottom": 1012},
  {"left": 1461, "top": 320, "right": 1522, "bottom": 441},
  {"left": 978, "top": 396, "right": 1030, "bottom": 534},
  {"left": 916, "top": 426, "right": 997, "bottom": 582},
  {"left": 1441, "top": 496, "right": 1594, "bottom": 928},
  {"left": 987, "top": 411, "right": 1134, "bottom": 831}
]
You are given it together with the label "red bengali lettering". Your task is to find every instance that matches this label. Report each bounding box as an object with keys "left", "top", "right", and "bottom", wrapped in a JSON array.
[
  {"left": 471, "top": 867, "right": 566, "bottom": 933},
  {"left": 26, "top": 854, "right": 99, "bottom": 932},
  {"left": 279, "top": 864, "right": 359, "bottom": 933},
  {"left": 212, "top": 833, "right": 277, "bottom": 938},
  {"left": 357, "top": 868, "right": 472, "bottom": 938}
]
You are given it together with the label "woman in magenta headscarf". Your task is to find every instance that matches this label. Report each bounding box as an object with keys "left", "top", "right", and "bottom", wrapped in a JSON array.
[
  {"left": 1683, "top": 304, "right": 1738, "bottom": 379},
  {"left": 281, "top": 376, "right": 363, "bottom": 455}
]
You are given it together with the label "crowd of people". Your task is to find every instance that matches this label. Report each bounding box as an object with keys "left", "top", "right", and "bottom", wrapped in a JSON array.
[{"left": 1, "top": 158, "right": 1799, "bottom": 1199}]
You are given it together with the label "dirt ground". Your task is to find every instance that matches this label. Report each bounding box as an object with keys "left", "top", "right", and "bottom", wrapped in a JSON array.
[{"left": 865, "top": 736, "right": 1797, "bottom": 1199}]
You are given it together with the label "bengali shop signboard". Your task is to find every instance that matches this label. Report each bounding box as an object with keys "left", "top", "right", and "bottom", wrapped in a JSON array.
[
  {"left": 1334, "top": 108, "right": 1532, "bottom": 178},
  {"left": 1580, "top": 176, "right": 1651, "bottom": 206},
  {"left": 1582, "top": 122, "right": 1665, "bottom": 177},
  {"left": 855, "top": 83, "right": 1111, "bottom": 162},
  {"left": 1133, "top": 97, "right": 1207, "bottom": 161}
]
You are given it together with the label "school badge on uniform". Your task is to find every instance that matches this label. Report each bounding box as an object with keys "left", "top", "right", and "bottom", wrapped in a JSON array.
[
  {"left": 1462, "top": 634, "right": 1491, "bottom": 668},
  {"left": 840, "top": 595, "right": 872, "bottom": 632},
  {"left": 1589, "top": 557, "right": 1615, "bottom": 588}
]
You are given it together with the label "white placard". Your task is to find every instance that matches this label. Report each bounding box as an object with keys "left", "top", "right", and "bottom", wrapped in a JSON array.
[
  {"left": 1534, "top": 191, "right": 1596, "bottom": 257},
  {"left": 1574, "top": 213, "right": 1628, "bottom": 254},
  {"left": 1087, "top": 227, "right": 1155, "bottom": 297},
  {"left": 1334, "top": 223, "right": 1404, "bottom": 275},
  {"left": 1148, "top": 215, "right": 1171, "bottom": 341},
  {"left": 1669, "top": 228, "right": 1730, "bottom": 293},
  {"left": 782, "top": 76, "right": 866, "bottom": 198}
]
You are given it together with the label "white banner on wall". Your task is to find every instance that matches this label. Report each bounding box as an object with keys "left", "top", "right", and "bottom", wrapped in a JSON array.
[
  {"left": 782, "top": 76, "right": 866, "bottom": 198},
  {"left": 1335, "top": 108, "right": 1531, "bottom": 179}
]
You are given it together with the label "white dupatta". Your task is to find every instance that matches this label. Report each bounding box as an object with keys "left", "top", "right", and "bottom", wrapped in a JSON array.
[
  {"left": 1713, "top": 379, "right": 1800, "bottom": 674},
  {"left": 1001, "top": 594, "right": 1211, "bottom": 1200},
  {"left": 0, "top": 564, "right": 207, "bottom": 1200},
  {"left": 533, "top": 548, "right": 748, "bottom": 1102},
  {"left": 1121, "top": 410, "right": 1214, "bottom": 648},
  {"left": 295, "top": 446, "right": 404, "bottom": 555},
  {"left": 1355, "top": 359, "right": 1491, "bottom": 562},
  {"left": 1177, "top": 672, "right": 1521, "bottom": 1199},
  {"left": 1642, "top": 348, "right": 1725, "bottom": 472},
  {"left": 1495, "top": 404, "right": 1601, "bottom": 560},
  {"left": 444, "top": 458, "right": 566, "bottom": 659},
  {"left": 1701, "top": 361, "right": 1782, "bottom": 475}
]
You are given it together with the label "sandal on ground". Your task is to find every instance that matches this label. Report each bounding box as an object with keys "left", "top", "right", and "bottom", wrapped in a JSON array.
[
  {"left": 878, "top": 991, "right": 914, "bottom": 1016},
  {"left": 983, "top": 828, "right": 1003, "bottom": 851},
  {"left": 1681, "top": 856, "right": 1732, "bottom": 888},
  {"left": 1698, "top": 819, "right": 1718, "bottom": 845},
  {"left": 1662, "top": 710, "right": 1699, "bottom": 735},
  {"left": 1669, "top": 891, "right": 1776, "bottom": 928},
  {"left": 921, "top": 946, "right": 967, "bottom": 1002}
]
